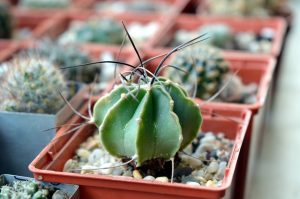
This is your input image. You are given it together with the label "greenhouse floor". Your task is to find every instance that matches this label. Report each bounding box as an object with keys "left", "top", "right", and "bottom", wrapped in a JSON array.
[{"left": 248, "top": 0, "right": 300, "bottom": 199}]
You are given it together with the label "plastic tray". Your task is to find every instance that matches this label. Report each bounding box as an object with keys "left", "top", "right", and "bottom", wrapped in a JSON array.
[{"left": 29, "top": 99, "right": 251, "bottom": 199}]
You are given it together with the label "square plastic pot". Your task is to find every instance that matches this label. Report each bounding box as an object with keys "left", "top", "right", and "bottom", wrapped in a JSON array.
[
  {"left": 0, "top": 82, "right": 86, "bottom": 176},
  {"left": 29, "top": 97, "right": 252, "bottom": 199},
  {"left": 38, "top": 11, "right": 169, "bottom": 49},
  {"left": 151, "top": 14, "right": 287, "bottom": 57},
  {"left": 0, "top": 174, "right": 79, "bottom": 198}
]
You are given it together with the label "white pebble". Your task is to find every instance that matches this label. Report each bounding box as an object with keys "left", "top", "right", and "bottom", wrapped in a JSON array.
[
  {"left": 143, "top": 176, "right": 155, "bottom": 181},
  {"left": 186, "top": 181, "right": 200, "bottom": 186},
  {"left": 207, "top": 161, "right": 219, "bottom": 174},
  {"left": 155, "top": 176, "right": 169, "bottom": 183}
]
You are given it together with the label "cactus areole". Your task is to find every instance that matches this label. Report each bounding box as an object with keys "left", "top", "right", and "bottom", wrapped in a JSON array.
[{"left": 92, "top": 76, "right": 202, "bottom": 166}]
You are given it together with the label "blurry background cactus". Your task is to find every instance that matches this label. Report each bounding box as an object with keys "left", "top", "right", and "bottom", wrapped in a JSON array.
[
  {"left": 167, "top": 45, "right": 230, "bottom": 100},
  {"left": 173, "top": 24, "right": 234, "bottom": 49},
  {"left": 0, "top": 0, "right": 13, "bottom": 39},
  {"left": 25, "top": 39, "right": 100, "bottom": 83},
  {"left": 0, "top": 180, "right": 68, "bottom": 199},
  {"left": 58, "top": 18, "right": 124, "bottom": 45},
  {"left": 205, "top": 0, "right": 288, "bottom": 16},
  {"left": 0, "top": 57, "right": 67, "bottom": 114},
  {"left": 172, "top": 24, "right": 274, "bottom": 53},
  {"left": 167, "top": 45, "right": 257, "bottom": 103},
  {"left": 20, "top": 0, "right": 70, "bottom": 9}
]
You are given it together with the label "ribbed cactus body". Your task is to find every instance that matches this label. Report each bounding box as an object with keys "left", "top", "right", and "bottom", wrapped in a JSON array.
[
  {"left": 0, "top": 1, "right": 12, "bottom": 39},
  {"left": 0, "top": 58, "right": 67, "bottom": 114},
  {"left": 167, "top": 45, "right": 230, "bottom": 100},
  {"left": 93, "top": 78, "right": 202, "bottom": 166}
]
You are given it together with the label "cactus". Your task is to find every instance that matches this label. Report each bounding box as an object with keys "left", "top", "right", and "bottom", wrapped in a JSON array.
[
  {"left": 92, "top": 76, "right": 202, "bottom": 166},
  {"left": 58, "top": 18, "right": 124, "bottom": 45},
  {"left": 0, "top": 180, "right": 68, "bottom": 199},
  {"left": 26, "top": 39, "right": 97, "bottom": 83},
  {"left": 0, "top": 0, "right": 13, "bottom": 39},
  {"left": 166, "top": 45, "right": 230, "bottom": 100},
  {"left": 20, "top": 0, "right": 70, "bottom": 8},
  {"left": 198, "top": 24, "right": 234, "bottom": 48},
  {"left": 0, "top": 57, "right": 67, "bottom": 114}
]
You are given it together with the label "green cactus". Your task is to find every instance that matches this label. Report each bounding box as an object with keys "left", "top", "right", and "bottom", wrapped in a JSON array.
[
  {"left": 58, "top": 18, "right": 124, "bottom": 45},
  {"left": 0, "top": 0, "right": 13, "bottom": 39},
  {"left": 26, "top": 39, "right": 97, "bottom": 83},
  {"left": 198, "top": 24, "right": 234, "bottom": 48},
  {"left": 166, "top": 45, "right": 230, "bottom": 100},
  {"left": 92, "top": 75, "right": 202, "bottom": 166},
  {"left": 20, "top": 0, "right": 70, "bottom": 8},
  {"left": 0, "top": 57, "right": 67, "bottom": 114}
]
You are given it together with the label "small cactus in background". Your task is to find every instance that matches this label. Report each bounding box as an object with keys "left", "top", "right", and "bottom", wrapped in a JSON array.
[
  {"left": 58, "top": 18, "right": 124, "bottom": 45},
  {"left": 167, "top": 45, "right": 230, "bottom": 100},
  {"left": 20, "top": 0, "right": 70, "bottom": 8},
  {"left": 0, "top": 180, "right": 68, "bottom": 199},
  {"left": 25, "top": 39, "right": 98, "bottom": 83},
  {"left": 198, "top": 24, "right": 234, "bottom": 48},
  {"left": 0, "top": 57, "right": 67, "bottom": 114},
  {"left": 0, "top": 0, "right": 13, "bottom": 39}
]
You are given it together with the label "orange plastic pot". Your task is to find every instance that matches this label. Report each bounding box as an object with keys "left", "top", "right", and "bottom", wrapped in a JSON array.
[
  {"left": 38, "top": 11, "right": 169, "bottom": 49},
  {"left": 151, "top": 14, "right": 287, "bottom": 57},
  {"left": 29, "top": 98, "right": 252, "bottom": 199},
  {"left": 0, "top": 41, "right": 19, "bottom": 61}
]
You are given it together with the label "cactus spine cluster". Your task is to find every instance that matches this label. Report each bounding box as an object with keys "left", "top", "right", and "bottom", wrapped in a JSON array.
[
  {"left": 0, "top": 57, "right": 67, "bottom": 114},
  {"left": 0, "top": 0, "right": 13, "bottom": 39},
  {"left": 167, "top": 45, "right": 230, "bottom": 100}
]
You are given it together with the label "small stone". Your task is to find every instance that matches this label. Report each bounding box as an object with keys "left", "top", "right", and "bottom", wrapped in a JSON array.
[
  {"left": 244, "top": 94, "right": 257, "bottom": 104},
  {"left": 216, "top": 161, "right": 227, "bottom": 180},
  {"left": 133, "top": 170, "right": 143, "bottom": 179},
  {"left": 76, "top": 148, "right": 90, "bottom": 161},
  {"left": 88, "top": 149, "right": 102, "bottom": 164},
  {"left": 155, "top": 176, "right": 169, "bottom": 183},
  {"left": 143, "top": 175, "right": 155, "bottom": 181},
  {"left": 206, "top": 180, "right": 216, "bottom": 187},
  {"left": 85, "top": 139, "right": 99, "bottom": 150},
  {"left": 98, "top": 163, "right": 113, "bottom": 175},
  {"left": 207, "top": 161, "right": 219, "bottom": 174},
  {"left": 193, "top": 143, "right": 214, "bottom": 157},
  {"left": 200, "top": 133, "right": 216, "bottom": 144},
  {"left": 180, "top": 154, "right": 202, "bottom": 169},
  {"left": 260, "top": 27, "right": 274, "bottom": 40},
  {"left": 122, "top": 170, "right": 133, "bottom": 177},
  {"left": 112, "top": 168, "right": 123, "bottom": 176},
  {"left": 63, "top": 159, "right": 78, "bottom": 172},
  {"left": 52, "top": 190, "right": 69, "bottom": 199},
  {"left": 186, "top": 181, "right": 200, "bottom": 186}
]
